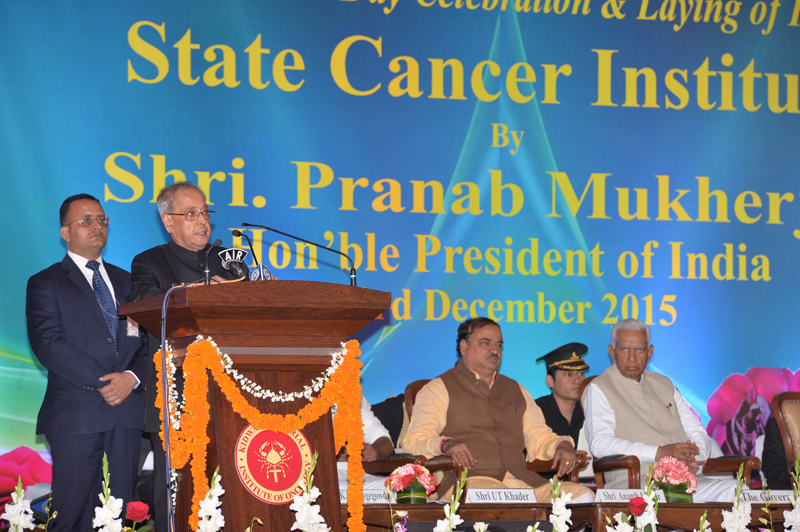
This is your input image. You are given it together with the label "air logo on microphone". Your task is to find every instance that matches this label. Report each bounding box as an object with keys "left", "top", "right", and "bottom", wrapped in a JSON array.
[{"left": 218, "top": 248, "right": 249, "bottom": 271}]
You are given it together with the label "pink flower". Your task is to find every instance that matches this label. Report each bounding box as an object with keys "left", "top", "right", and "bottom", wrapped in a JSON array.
[
  {"left": 385, "top": 464, "right": 437, "bottom": 494},
  {"left": 653, "top": 456, "right": 697, "bottom": 493},
  {"left": 706, "top": 368, "right": 800, "bottom": 456},
  {"left": 0, "top": 446, "right": 52, "bottom": 493}
]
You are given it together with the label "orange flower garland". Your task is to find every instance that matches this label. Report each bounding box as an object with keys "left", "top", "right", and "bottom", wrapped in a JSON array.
[{"left": 155, "top": 337, "right": 366, "bottom": 532}]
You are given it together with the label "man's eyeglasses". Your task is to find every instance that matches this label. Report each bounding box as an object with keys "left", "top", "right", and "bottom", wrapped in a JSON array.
[
  {"left": 166, "top": 210, "right": 215, "bottom": 221},
  {"left": 64, "top": 215, "right": 110, "bottom": 227}
]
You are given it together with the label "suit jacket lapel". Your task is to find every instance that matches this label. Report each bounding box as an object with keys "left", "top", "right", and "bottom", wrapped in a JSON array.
[
  {"left": 105, "top": 262, "right": 126, "bottom": 308},
  {"left": 106, "top": 262, "right": 139, "bottom": 368},
  {"left": 62, "top": 255, "right": 110, "bottom": 330}
]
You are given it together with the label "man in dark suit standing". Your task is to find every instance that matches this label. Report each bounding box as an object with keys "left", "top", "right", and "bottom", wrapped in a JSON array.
[
  {"left": 128, "top": 181, "right": 237, "bottom": 531},
  {"left": 26, "top": 193, "right": 147, "bottom": 531}
]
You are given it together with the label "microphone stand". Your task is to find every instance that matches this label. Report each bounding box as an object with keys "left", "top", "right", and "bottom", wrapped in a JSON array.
[
  {"left": 232, "top": 229, "right": 258, "bottom": 265},
  {"left": 241, "top": 222, "right": 358, "bottom": 286},
  {"left": 204, "top": 239, "right": 222, "bottom": 285},
  {"left": 160, "top": 284, "right": 193, "bottom": 532}
]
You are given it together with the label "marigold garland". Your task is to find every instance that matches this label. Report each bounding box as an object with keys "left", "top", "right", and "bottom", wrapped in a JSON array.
[{"left": 155, "top": 336, "right": 366, "bottom": 532}]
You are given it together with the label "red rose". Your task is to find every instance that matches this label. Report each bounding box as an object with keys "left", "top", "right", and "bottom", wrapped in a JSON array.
[
  {"left": 126, "top": 501, "right": 151, "bottom": 522},
  {"left": 629, "top": 496, "right": 647, "bottom": 517}
]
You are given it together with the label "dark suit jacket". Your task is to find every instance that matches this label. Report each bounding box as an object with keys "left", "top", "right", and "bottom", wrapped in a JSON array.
[
  {"left": 128, "top": 240, "right": 237, "bottom": 432},
  {"left": 26, "top": 255, "right": 148, "bottom": 435}
]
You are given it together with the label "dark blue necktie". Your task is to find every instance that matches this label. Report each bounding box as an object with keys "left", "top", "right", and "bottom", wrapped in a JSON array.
[{"left": 85, "top": 260, "right": 119, "bottom": 353}]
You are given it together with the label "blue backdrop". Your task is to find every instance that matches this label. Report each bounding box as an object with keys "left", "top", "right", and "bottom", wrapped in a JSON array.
[{"left": 1, "top": 0, "right": 799, "bottom": 459}]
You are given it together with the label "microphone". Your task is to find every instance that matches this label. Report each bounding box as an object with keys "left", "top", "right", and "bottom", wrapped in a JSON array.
[
  {"left": 204, "top": 239, "right": 222, "bottom": 285},
  {"left": 232, "top": 229, "right": 258, "bottom": 265},
  {"left": 241, "top": 222, "right": 357, "bottom": 287},
  {"left": 229, "top": 261, "right": 248, "bottom": 279},
  {"left": 217, "top": 248, "right": 249, "bottom": 280},
  {"left": 232, "top": 229, "right": 273, "bottom": 281}
]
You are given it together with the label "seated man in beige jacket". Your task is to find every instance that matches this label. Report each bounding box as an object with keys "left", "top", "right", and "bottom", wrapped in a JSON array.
[
  {"left": 584, "top": 318, "right": 739, "bottom": 502},
  {"left": 404, "top": 317, "right": 594, "bottom": 503}
]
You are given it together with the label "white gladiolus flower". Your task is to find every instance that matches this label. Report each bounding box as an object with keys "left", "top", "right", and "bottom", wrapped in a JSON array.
[{"left": 784, "top": 507, "right": 800, "bottom": 531}]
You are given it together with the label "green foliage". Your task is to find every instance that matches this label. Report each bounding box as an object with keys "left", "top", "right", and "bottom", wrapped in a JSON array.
[
  {"left": 35, "top": 490, "right": 55, "bottom": 531},
  {"left": 758, "top": 479, "right": 774, "bottom": 532}
]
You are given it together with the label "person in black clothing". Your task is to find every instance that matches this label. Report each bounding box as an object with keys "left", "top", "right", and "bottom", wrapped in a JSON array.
[
  {"left": 127, "top": 182, "right": 238, "bottom": 532},
  {"left": 762, "top": 416, "right": 793, "bottom": 489},
  {"left": 535, "top": 343, "right": 589, "bottom": 447}
]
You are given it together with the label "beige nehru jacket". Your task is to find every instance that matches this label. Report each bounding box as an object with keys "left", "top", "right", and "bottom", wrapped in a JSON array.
[{"left": 591, "top": 364, "right": 689, "bottom": 488}]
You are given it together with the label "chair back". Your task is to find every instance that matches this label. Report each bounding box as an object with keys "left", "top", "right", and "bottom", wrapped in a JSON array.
[
  {"left": 404, "top": 379, "right": 431, "bottom": 419},
  {"left": 772, "top": 391, "right": 800, "bottom": 464}
]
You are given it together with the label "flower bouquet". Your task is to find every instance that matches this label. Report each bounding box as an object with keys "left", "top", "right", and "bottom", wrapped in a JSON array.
[
  {"left": 652, "top": 457, "right": 696, "bottom": 503},
  {"left": 385, "top": 464, "right": 437, "bottom": 504}
]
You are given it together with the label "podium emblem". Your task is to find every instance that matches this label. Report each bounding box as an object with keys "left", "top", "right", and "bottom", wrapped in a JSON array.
[{"left": 235, "top": 425, "right": 313, "bottom": 504}]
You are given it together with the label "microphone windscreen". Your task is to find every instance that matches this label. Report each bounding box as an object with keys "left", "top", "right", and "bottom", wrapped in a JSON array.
[{"left": 229, "top": 261, "right": 248, "bottom": 279}]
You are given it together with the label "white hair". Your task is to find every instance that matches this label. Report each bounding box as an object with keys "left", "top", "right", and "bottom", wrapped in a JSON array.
[
  {"left": 156, "top": 182, "right": 205, "bottom": 216},
  {"left": 611, "top": 319, "right": 651, "bottom": 347}
]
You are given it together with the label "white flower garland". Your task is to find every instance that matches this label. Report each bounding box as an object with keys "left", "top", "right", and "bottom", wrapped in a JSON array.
[
  {"left": 160, "top": 340, "right": 184, "bottom": 430},
  {"left": 217, "top": 337, "right": 346, "bottom": 402},
  {"left": 159, "top": 336, "right": 346, "bottom": 507},
  {"left": 161, "top": 336, "right": 348, "bottom": 432}
]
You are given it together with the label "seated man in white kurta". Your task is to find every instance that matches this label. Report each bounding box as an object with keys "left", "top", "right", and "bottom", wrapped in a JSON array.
[
  {"left": 584, "top": 319, "right": 739, "bottom": 502},
  {"left": 337, "top": 397, "right": 394, "bottom": 490}
]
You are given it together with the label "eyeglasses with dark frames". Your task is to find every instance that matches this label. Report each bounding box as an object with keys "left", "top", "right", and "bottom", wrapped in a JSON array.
[{"left": 166, "top": 210, "right": 215, "bottom": 221}]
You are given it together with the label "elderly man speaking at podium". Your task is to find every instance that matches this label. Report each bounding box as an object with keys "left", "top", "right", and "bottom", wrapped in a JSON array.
[
  {"left": 404, "top": 317, "right": 593, "bottom": 503},
  {"left": 584, "top": 318, "right": 739, "bottom": 502},
  {"left": 129, "top": 181, "right": 238, "bottom": 531}
]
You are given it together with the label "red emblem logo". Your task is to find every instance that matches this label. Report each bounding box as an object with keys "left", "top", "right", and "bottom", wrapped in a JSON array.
[{"left": 235, "top": 426, "right": 313, "bottom": 505}]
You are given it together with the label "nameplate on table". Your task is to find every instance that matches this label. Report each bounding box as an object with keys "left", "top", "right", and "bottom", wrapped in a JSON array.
[
  {"left": 465, "top": 489, "right": 536, "bottom": 503},
  {"left": 595, "top": 489, "right": 667, "bottom": 503},
  {"left": 340, "top": 489, "right": 395, "bottom": 504},
  {"left": 740, "top": 490, "right": 795, "bottom": 504}
]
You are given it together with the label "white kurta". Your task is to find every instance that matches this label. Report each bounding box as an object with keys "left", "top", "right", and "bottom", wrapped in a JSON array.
[{"left": 585, "top": 380, "right": 740, "bottom": 503}]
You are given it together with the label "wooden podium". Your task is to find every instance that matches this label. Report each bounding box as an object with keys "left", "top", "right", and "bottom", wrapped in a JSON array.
[{"left": 120, "top": 280, "right": 390, "bottom": 532}]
